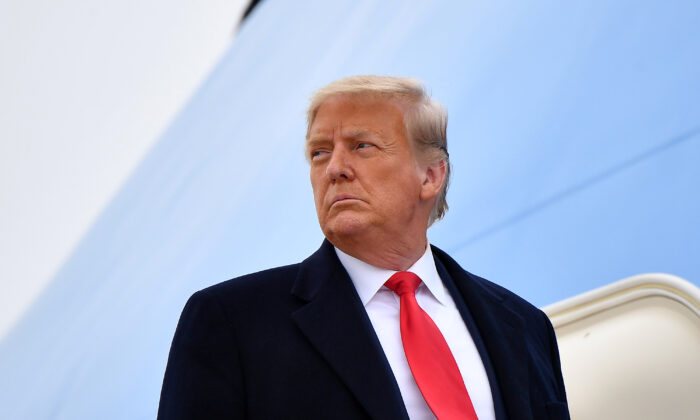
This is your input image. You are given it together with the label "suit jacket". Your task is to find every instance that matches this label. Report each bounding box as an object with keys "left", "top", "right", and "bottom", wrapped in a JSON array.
[{"left": 158, "top": 240, "right": 569, "bottom": 419}]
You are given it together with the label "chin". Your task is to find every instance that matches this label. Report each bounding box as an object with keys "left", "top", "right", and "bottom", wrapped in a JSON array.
[{"left": 322, "top": 214, "right": 372, "bottom": 243}]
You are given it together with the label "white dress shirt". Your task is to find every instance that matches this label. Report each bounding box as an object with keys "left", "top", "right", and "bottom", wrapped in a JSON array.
[{"left": 335, "top": 245, "right": 495, "bottom": 420}]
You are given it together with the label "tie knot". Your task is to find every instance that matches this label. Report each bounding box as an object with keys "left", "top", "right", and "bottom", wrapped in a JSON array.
[{"left": 384, "top": 271, "right": 422, "bottom": 296}]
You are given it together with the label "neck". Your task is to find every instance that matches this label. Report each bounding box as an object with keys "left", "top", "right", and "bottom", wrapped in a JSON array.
[{"left": 331, "top": 231, "right": 428, "bottom": 271}]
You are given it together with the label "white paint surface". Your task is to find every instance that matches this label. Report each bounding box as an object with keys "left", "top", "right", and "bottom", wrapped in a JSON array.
[
  {"left": 0, "top": 0, "right": 249, "bottom": 339},
  {"left": 545, "top": 274, "right": 700, "bottom": 419}
]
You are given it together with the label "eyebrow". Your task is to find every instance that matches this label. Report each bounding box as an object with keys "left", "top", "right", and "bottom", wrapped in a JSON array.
[
  {"left": 306, "top": 140, "right": 328, "bottom": 154},
  {"left": 306, "top": 126, "right": 384, "bottom": 147}
]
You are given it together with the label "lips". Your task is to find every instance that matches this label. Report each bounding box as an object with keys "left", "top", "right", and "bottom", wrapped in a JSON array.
[{"left": 330, "top": 194, "right": 360, "bottom": 207}]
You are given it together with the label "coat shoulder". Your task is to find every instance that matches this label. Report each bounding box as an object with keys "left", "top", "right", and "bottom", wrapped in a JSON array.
[
  {"left": 469, "top": 271, "right": 543, "bottom": 316},
  {"left": 199, "top": 263, "right": 301, "bottom": 299},
  {"left": 431, "top": 245, "right": 541, "bottom": 314}
]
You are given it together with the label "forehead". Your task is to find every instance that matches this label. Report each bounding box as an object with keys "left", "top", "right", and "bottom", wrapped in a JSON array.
[{"left": 308, "top": 94, "right": 407, "bottom": 138}]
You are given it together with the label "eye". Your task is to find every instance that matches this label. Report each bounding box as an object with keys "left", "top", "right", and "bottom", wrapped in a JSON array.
[
  {"left": 310, "top": 149, "right": 328, "bottom": 160},
  {"left": 356, "top": 142, "right": 373, "bottom": 150}
]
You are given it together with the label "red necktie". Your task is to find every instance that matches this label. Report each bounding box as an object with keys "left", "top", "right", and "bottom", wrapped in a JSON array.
[{"left": 385, "top": 271, "right": 478, "bottom": 420}]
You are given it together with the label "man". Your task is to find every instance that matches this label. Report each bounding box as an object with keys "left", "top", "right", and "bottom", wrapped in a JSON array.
[{"left": 158, "top": 76, "right": 569, "bottom": 419}]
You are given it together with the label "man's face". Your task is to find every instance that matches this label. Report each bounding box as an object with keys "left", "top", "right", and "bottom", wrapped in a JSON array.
[{"left": 307, "top": 95, "right": 428, "bottom": 246}]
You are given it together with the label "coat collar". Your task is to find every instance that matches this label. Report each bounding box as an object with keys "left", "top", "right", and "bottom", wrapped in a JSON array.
[
  {"left": 291, "top": 240, "right": 409, "bottom": 420},
  {"left": 431, "top": 245, "right": 533, "bottom": 420}
]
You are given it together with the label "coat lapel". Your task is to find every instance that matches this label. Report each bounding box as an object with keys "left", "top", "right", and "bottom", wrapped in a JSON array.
[
  {"left": 291, "top": 241, "right": 409, "bottom": 420},
  {"left": 433, "top": 246, "right": 533, "bottom": 420}
]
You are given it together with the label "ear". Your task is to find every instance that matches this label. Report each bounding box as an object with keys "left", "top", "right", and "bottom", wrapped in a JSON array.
[{"left": 419, "top": 159, "right": 447, "bottom": 201}]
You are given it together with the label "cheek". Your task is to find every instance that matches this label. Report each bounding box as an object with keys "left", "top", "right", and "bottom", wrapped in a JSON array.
[
  {"left": 385, "top": 174, "right": 422, "bottom": 204},
  {"left": 310, "top": 175, "right": 326, "bottom": 207},
  {"left": 309, "top": 169, "right": 320, "bottom": 191}
]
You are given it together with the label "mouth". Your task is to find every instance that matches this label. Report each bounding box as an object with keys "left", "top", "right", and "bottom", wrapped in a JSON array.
[{"left": 330, "top": 194, "right": 361, "bottom": 207}]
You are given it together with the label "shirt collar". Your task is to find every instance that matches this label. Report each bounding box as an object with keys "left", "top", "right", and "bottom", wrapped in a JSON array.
[{"left": 335, "top": 243, "right": 449, "bottom": 306}]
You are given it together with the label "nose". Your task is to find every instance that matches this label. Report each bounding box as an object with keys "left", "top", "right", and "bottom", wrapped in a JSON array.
[{"left": 325, "top": 147, "right": 354, "bottom": 182}]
